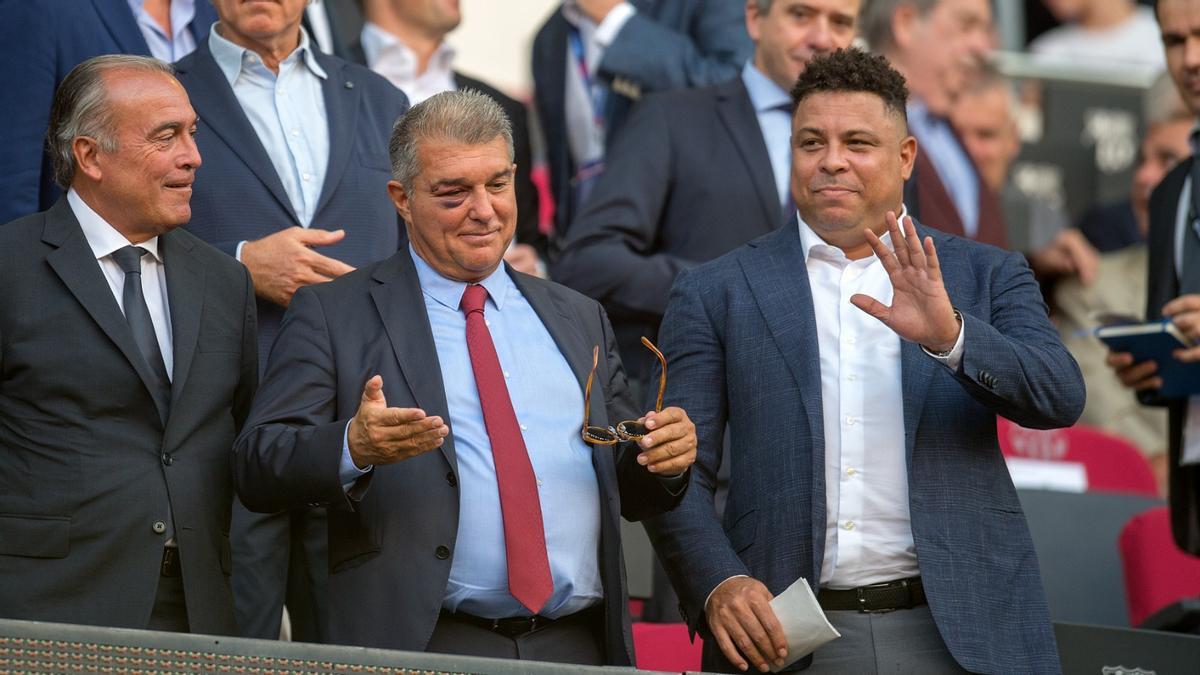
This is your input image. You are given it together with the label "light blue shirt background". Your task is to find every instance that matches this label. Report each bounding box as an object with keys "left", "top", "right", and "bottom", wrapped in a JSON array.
[
  {"left": 341, "top": 247, "right": 604, "bottom": 619},
  {"left": 127, "top": 0, "right": 197, "bottom": 63},
  {"left": 907, "top": 100, "right": 980, "bottom": 238},
  {"left": 209, "top": 24, "right": 329, "bottom": 229},
  {"left": 742, "top": 62, "right": 793, "bottom": 209}
]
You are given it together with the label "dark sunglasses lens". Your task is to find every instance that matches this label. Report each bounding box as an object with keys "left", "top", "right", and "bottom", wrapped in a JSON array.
[
  {"left": 616, "top": 420, "right": 648, "bottom": 439},
  {"left": 584, "top": 426, "right": 619, "bottom": 444}
]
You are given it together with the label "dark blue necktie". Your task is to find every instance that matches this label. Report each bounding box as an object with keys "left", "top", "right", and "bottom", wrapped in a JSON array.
[{"left": 112, "top": 246, "right": 171, "bottom": 423}]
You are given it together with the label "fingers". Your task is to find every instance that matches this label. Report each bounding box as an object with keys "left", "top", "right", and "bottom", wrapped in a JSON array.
[
  {"left": 849, "top": 292, "right": 889, "bottom": 322},
  {"left": 722, "top": 612, "right": 774, "bottom": 672},
  {"left": 711, "top": 624, "right": 751, "bottom": 672},
  {"left": 1176, "top": 345, "right": 1200, "bottom": 363},
  {"left": 1172, "top": 310, "right": 1200, "bottom": 343},
  {"left": 1162, "top": 293, "right": 1200, "bottom": 318},
  {"left": 922, "top": 234, "right": 943, "bottom": 283},
  {"left": 295, "top": 227, "right": 347, "bottom": 247},
  {"left": 361, "top": 375, "right": 385, "bottom": 404},
  {"left": 1112, "top": 356, "right": 1161, "bottom": 391},
  {"left": 307, "top": 250, "right": 357, "bottom": 279},
  {"left": 638, "top": 407, "right": 696, "bottom": 474},
  {"left": 749, "top": 600, "right": 789, "bottom": 666},
  {"left": 900, "top": 214, "right": 927, "bottom": 272},
  {"left": 863, "top": 227, "right": 901, "bottom": 277},
  {"left": 706, "top": 578, "right": 783, "bottom": 672}
]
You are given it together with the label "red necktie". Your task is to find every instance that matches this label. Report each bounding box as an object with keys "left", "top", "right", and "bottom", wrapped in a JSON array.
[{"left": 460, "top": 284, "right": 553, "bottom": 614}]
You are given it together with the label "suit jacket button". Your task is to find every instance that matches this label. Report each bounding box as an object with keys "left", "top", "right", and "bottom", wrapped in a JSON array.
[
  {"left": 446, "top": 471, "right": 457, "bottom": 487},
  {"left": 161, "top": 453, "right": 173, "bottom": 466},
  {"left": 152, "top": 521, "right": 167, "bottom": 534},
  {"left": 435, "top": 545, "right": 450, "bottom": 560}
]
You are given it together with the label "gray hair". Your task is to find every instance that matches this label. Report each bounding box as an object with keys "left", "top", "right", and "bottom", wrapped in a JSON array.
[
  {"left": 388, "top": 89, "right": 514, "bottom": 192},
  {"left": 859, "top": 0, "right": 939, "bottom": 54},
  {"left": 47, "top": 54, "right": 176, "bottom": 188}
]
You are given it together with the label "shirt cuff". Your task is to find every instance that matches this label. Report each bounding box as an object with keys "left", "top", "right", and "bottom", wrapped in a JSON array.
[
  {"left": 340, "top": 421, "right": 372, "bottom": 491},
  {"left": 594, "top": 2, "right": 636, "bottom": 46},
  {"left": 234, "top": 240, "right": 248, "bottom": 263},
  {"left": 921, "top": 311, "right": 965, "bottom": 371}
]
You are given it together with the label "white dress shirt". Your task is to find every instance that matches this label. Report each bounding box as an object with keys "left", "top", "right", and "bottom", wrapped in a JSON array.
[
  {"left": 561, "top": 0, "right": 636, "bottom": 169},
  {"left": 360, "top": 22, "right": 456, "bottom": 105},
  {"left": 68, "top": 189, "right": 174, "bottom": 380}
]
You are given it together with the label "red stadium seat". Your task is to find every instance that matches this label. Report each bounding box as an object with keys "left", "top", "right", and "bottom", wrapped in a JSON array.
[
  {"left": 997, "top": 418, "right": 1158, "bottom": 497},
  {"left": 633, "top": 622, "right": 702, "bottom": 672},
  {"left": 1118, "top": 506, "right": 1200, "bottom": 627}
]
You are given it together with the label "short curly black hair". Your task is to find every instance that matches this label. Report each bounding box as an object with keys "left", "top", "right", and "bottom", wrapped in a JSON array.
[{"left": 790, "top": 48, "right": 909, "bottom": 124}]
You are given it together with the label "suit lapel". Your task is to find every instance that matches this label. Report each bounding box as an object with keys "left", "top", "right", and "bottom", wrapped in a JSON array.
[
  {"left": 313, "top": 54, "right": 360, "bottom": 219},
  {"left": 91, "top": 0, "right": 151, "bottom": 55},
  {"left": 717, "top": 79, "right": 781, "bottom": 230},
  {"left": 369, "top": 254, "right": 456, "bottom": 472},
  {"left": 188, "top": 1, "right": 218, "bottom": 43},
  {"left": 161, "top": 230, "right": 205, "bottom": 416},
  {"left": 180, "top": 42, "right": 301, "bottom": 224},
  {"left": 739, "top": 221, "right": 825, "bottom": 489},
  {"left": 42, "top": 200, "right": 164, "bottom": 422}
]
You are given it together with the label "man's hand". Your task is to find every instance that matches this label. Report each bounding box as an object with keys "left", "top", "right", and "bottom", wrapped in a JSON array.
[
  {"left": 577, "top": 0, "right": 624, "bottom": 23},
  {"left": 706, "top": 577, "right": 788, "bottom": 672},
  {"left": 504, "top": 243, "right": 544, "bottom": 277},
  {"left": 1027, "top": 229, "right": 1099, "bottom": 284},
  {"left": 850, "top": 212, "right": 959, "bottom": 353},
  {"left": 241, "top": 227, "right": 356, "bottom": 307},
  {"left": 635, "top": 406, "right": 696, "bottom": 475},
  {"left": 348, "top": 375, "right": 449, "bottom": 468},
  {"left": 1165, "top": 294, "right": 1200, "bottom": 362}
]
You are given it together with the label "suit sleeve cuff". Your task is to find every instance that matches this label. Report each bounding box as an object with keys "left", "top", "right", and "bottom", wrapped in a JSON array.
[{"left": 594, "top": 2, "right": 636, "bottom": 46}]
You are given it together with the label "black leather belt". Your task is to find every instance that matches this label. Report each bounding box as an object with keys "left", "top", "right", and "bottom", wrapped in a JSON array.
[
  {"left": 160, "top": 546, "right": 181, "bottom": 578},
  {"left": 818, "top": 576, "right": 925, "bottom": 613},
  {"left": 440, "top": 605, "right": 600, "bottom": 639}
]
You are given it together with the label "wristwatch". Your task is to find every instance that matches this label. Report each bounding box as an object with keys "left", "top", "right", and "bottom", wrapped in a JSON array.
[{"left": 925, "top": 309, "right": 963, "bottom": 358}]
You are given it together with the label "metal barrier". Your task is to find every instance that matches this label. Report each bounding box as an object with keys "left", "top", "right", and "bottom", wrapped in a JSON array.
[{"left": 0, "top": 618, "right": 663, "bottom": 674}]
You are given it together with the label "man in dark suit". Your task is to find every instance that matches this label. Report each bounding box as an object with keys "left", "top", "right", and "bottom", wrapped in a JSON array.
[
  {"left": 0, "top": 0, "right": 218, "bottom": 224},
  {"left": 351, "top": 0, "right": 547, "bottom": 265},
  {"left": 532, "top": 0, "right": 751, "bottom": 242},
  {"left": 174, "top": 0, "right": 408, "bottom": 642},
  {"left": 234, "top": 90, "right": 696, "bottom": 665},
  {"left": 555, "top": 0, "right": 860, "bottom": 388},
  {"left": 859, "top": 0, "right": 1004, "bottom": 247},
  {"left": 0, "top": 55, "right": 257, "bottom": 634},
  {"left": 645, "top": 49, "right": 1083, "bottom": 673},
  {"left": 1108, "top": 0, "right": 1200, "bottom": 555}
]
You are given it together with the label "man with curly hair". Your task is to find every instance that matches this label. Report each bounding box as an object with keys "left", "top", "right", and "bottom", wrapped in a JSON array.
[{"left": 644, "top": 48, "right": 1083, "bottom": 673}]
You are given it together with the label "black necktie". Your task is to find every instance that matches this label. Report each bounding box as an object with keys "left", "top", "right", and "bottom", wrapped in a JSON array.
[{"left": 112, "top": 246, "right": 171, "bottom": 422}]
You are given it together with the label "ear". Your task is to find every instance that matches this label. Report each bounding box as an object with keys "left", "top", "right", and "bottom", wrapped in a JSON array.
[
  {"left": 387, "top": 179, "right": 411, "bottom": 224},
  {"left": 891, "top": 1, "right": 920, "bottom": 52},
  {"left": 745, "top": 0, "right": 762, "bottom": 43},
  {"left": 72, "top": 136, "right": 104, "bottom": 183},
  {"left": 899, "top": 134, "right": 918, "bottom": 181}
]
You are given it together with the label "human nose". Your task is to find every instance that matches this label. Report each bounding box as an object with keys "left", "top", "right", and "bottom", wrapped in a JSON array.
[
  {"left": 808, "top": 18, "right": 835, "bottom": 53},
  {"left": 467, "top": 186, "right": 495, "bottom": 221},
  {"left": 180, "top": 131, "right": 201, "bottom": 170}
]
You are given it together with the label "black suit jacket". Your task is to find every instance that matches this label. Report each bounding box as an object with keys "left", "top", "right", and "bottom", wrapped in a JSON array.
[
  {"left": 0, "top": 199, "right": 258, "bottom": 632},
  {"left": 233, "top": 251, "right": 685, "bottom": 664},
  {"left": 553, "top": 77, "right": 786, "bottom": 381},
  {"left": 175, "top": 39, "right": 409, "bottom": 364},
  {"left": 1145, "top": 158, "right": 1200, "bottom": 554}
]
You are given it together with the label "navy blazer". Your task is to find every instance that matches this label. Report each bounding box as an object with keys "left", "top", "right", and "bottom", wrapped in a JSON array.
[
  {"left": 0, "top": 0, "right": 217, "bottom": 224},
  {"left": 644, "top": 220, "right": 1084, "bottom": 673},
  {"left": 175, "top": 38, "right": 409, "bottom": 362},
  {"left": 554, "top": 76, "right": 787, "bottom": 381},
  {"left": 232, "top": 251, "right": 685, "bottom": 665},
  {"left": 1144, "top": 159, "right": 1200, "bottom": 554},
  {"left": 531, "top": 0, "right": 751, "bottom": 241}
]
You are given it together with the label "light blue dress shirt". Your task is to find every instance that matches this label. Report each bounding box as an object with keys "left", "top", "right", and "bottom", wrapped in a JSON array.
[
  {"left": 907, "top": 100, "right": 980, "bottom": 238},
  {"left": 126, "top": 0, "right": 197, "bottom": 63},
  {"left": 341, "top": 247, "right": 604, "bottom": 619},
  {"left": 741, "top": 62, "right": 793, "bottom": 210},
  {"left": 209, "top": 24, "right": 329, "bottom": 228}
]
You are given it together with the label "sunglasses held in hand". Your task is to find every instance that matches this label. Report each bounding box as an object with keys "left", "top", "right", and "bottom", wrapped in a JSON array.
[{"left": 581, "top": 337, "right": 666, "bottom": 445}]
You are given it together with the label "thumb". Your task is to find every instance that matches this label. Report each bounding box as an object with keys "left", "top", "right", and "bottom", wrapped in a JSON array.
[
  {"left": 299, "top": 228, "right": 346, "bottom": 247},
  {"left": 361, "top": 374, "right": 386, "bottom": 406},
  {"left": 850, "top": 293, "right": 889, "bottom": 322}
]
